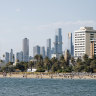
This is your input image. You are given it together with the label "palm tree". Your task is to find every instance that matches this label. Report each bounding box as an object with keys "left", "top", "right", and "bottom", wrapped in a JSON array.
[
  {"left": 71, "top": 57, "right": 75, "bottom": 66},
  {"left": 28, "top": 61, "right": 34, "bottom": 71},
  {"left": 60, "top": 55, "right": 64, "bottom": 61},
  {"left": 0, "top": 59, "right": 3, "bottom": 63},
  {"left": 38, "top": 55, "right": 43, "bottom": 62},
  {"left": 44, "top": 57, "right": 51, "bottom": 72},
  {"left": 83, "top": 54, "right": 89, "bottom": 61},
  {"left": 51, "top": 57, "right": 58, "bottom": 65},
  {"left": 3, "top": 54, "right": 5, "bottom": 62},
  {"left": 34, "top": 55, "right": 39, "bottom": 62}
]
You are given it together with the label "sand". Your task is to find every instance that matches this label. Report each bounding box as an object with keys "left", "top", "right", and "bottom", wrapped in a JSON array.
[{"left": 0, "top": 72, "right": 96, "bottom": 79}]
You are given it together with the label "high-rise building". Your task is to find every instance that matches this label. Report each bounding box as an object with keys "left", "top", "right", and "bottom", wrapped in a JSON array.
[
  {"left": 54, "top": 28, "right": 62, "bottom": 54},
  {"left": 54, "top": 35, "right": 58, "bottom": 54},
  {"left": 51, "top": 47, "right": 55, "bottom": 54},
  {"left": 90, "top": 39, "right": 96, "bottom": 58},
  {"left": 16, "top": 51, "right": 23, "bottom": 62},
  {"left": 33, "top": 45, "right": 40, "bottom": 57},
  {"left": 47, "top": 39, "right": 51, "bottom": 59},
  {"left": 68, "top": 32, "right": 74, "bottom": 56},
  {"left": 74, "top": 27, "right": 96, "bottom": 59},
  {"left": 5, "top": 52, "right": 9, "bottom": 63},
  {"left": 40, "top": 46, "right": 45, "bottom": 58},
  {"left": 9, "top": 49, "right": 15, "bottom": 62},
  {"left": 23, "top": 38, "right": 29, "bottom": 62},
  {"left": 52, "top": 28, "right": 63, "bottom": 59}
]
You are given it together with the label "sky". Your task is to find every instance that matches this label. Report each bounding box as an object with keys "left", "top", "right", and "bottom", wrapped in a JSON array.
[{"left": 0, "top": 0, "right": 96, "bottom": 58}]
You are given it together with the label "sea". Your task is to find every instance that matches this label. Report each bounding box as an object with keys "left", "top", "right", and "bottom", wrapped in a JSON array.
[{"left": 0, "top": 78, "right": 96, "bottom": 96}]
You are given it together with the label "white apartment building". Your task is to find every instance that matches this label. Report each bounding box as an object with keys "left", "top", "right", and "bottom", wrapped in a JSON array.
[{"left": 74, "top": 27, "right": 96, "bottom": 59}]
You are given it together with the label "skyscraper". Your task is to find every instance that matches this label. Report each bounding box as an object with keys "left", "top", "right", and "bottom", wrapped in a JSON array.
[
  {"left": 54, "top": 28, "right": 62, "bottom": 54},
  {"left": 9, "top": 49, "right": 15, "bottom": 62},
  {"left": 5, "top": 52, "right": 9, "bottom": 63},
  {"left": 40, "top": 46, "right": 45, "bottom": 58},
  {"left": 68, "top": 32, "right": 74, "bottom": 56},
  {"left": 52, "top": 28, "right": 63, "bottom": 59},
  {"left": 33, "top": 45, "right": 40, "bottom": 57},
  {"left": 23, "top": 38, "right": 29, "bottom": 62},
  {"left": 16, "top": 51, "right": 23, "bottom": 62},
  {"left": 47, "top": 39, "right": 51, "bottom": 59},
  {"left": 54, "top": 35, "right": 58, "bottom": 54},
  {"left": 74, "top": 27, "right": 96, "bottom": 59},
  {"left": 90, "top": 39, "right": 96, "bottom": 58}
]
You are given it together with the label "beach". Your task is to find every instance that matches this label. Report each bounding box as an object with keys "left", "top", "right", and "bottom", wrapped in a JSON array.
[{"left": 0, "top": 72, "right": 96, "bottom": 79}]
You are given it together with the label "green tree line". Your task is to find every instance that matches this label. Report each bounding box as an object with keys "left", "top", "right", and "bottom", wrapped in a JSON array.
[{"left": 1, "top": 54, "right": 96, "bottom": 73}]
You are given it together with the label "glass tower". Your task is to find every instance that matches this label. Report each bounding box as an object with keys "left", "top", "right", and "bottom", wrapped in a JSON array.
[
  {"left": 33, "top": 45, "right": 40, "bottom": 57},
  {"left": 54, "top": 28, "right": 62, "bottom": 54},
  {"left": 68, "top": 32, "right": 73, "bottom": 56},
  {"left": 47, "top": 38, "right": 51, "bottom": 59},
  {"left": 23, "top": 38, "right": 29, "bottom": 62},
  {"left": 40, "top": 46, "right": 45, "bottom": 58}
]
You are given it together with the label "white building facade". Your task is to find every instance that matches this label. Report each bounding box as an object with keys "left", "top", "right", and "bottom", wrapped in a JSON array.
[{"left": 74, "top": 27, "right": 96, "bottom": 59}]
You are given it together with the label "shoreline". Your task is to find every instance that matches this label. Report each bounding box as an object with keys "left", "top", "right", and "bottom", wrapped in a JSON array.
[{"left": 0, "top": 72, "right": 96, "bottom": 79}]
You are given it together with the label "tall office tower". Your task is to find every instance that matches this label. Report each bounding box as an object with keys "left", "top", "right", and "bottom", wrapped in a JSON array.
[
  {"left": 16, "top": 52, "right": 19, "bottom": 62},
  {"left": 47, "top": 39, "right": 51, "bottom": 59},
  {"left": 5, "top": 52, "right": 9, "bottom": 63},
  {"left": 54, "top": 28, "right": 62, "bottom": 54},
  {"left": 54, "top": 35, "right": 58, "bottom": 54},
  {"left": 68, "top": 32, "right": 74, "bottom": 56},
  {"left": 40, "top": 46, "right": 45, "bottom": 58},
  {"left": 51, "top": 47, "right": 55, "bottom": 54},
  {"left": 33, "top": 45, "right": 40, "bottom": 57},
  {"left": 16, "top": 51, "right": 23, "bottom": 62},
  {"left": 74, "top": 27, "right": 96, "bottom": 59},
  {"left": 90, "top": 39, "right": 96, "bottom": 58},
  {"left": 9, "top": 49, "right": 15, "bottom": 62},
  {"left": 23, "top": 38, "right": 29, "bottom": 62}
]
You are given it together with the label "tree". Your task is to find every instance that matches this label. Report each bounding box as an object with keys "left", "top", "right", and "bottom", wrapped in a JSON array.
[
  {"left": 15, "top": 63, "right": 25, "bottom": 72},
  {"left": 0, "top": 59, "right": 3, "bottom": 63},
  {"left": 38, "top": 55, "right": 43, "bottom": 62},
  {"left": 28, "top": 61, "right": 34, "bottom": 71},
  {"left": 76, "top": 57, "right": 82, "bottom": 63},
  {"left": 51, "top": 62, "right": 61, "bottom": 72},
  {"left": 6, "top": 62, "right": 13, "bottom": 66},
  {"left": 71, "top": 57, "right": 75, "bottom": 66},
  {"left": 83, "top": 54, "right": 89, "bottom": 61},
  {"left": 90, "top": 60, "right": 96, "bottom": 72},
  {"left": 65, "top": 65, "right": 73, "bottom": 72},
  {"left": 51, "top": 57, "right": 58, "bottom": 65},
  {"left": 44, "top": 57, "right": 51, "bottom": 72},
  {"left": 34, "top": 55, "right": 39, "bottom": 61},
  {"left": 74, "top": 61, "right": 84, "bottom": 72},
  {"left": 1, "top": 66, "right": 8, "bottom": 72},
  {"left": 60, "top": 55, "right": 64, "bottom": 61}
]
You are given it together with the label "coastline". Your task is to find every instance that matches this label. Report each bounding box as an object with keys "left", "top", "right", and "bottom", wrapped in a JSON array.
[{"left": 0, "top": 72, "right": 96, "bottom": 79}]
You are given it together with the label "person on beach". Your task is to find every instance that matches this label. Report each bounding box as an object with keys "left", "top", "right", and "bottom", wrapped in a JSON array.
[{"left": 2, "top": 72, "right": 7, "bottom": 77}]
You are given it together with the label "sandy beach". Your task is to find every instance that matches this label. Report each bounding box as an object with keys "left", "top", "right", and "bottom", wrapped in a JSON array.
[{"left": 0, "top": 72, "right": 96, "bottom": 79}]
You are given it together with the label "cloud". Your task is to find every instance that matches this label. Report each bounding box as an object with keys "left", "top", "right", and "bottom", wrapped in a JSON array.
[{"left": 16, "top": 8, "right": 21, "bottom": 12}]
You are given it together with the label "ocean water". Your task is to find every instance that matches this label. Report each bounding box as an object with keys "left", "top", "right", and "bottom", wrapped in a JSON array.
[{"left": 0, "top": 78, "right": 96, "bottom": 96}]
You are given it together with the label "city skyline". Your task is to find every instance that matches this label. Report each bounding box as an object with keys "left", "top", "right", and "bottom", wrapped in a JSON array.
[{"left": 0, "top": 0, "right": 96, "bottom": 57}]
